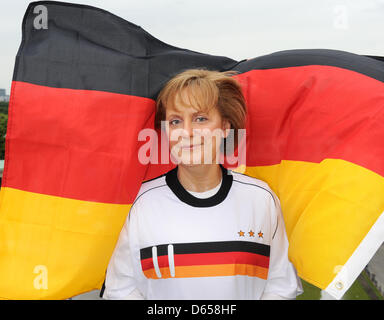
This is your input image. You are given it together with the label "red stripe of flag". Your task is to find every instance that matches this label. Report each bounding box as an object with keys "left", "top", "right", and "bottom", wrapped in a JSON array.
[
  {"left": 235, "top": 66, "right": 384, "bottom": 175},
  {"left": 4, "top": 81, "right": 155, "bottom": 204}
]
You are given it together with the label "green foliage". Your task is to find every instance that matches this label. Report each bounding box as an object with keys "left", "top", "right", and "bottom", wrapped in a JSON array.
[
  {"left": 0, "top": 103, "right": 8, "bottom": 160},
  {"left": 0, "top": 101, "right": 8, "bottom": 115},
  {"left": 296, "top": 271, "right": 383, "bottom": 300}
]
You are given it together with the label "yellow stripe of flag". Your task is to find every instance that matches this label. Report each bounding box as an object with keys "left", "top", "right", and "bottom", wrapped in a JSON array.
[{"left": 0, "top": 187, "right": 129, "bottom": 299}]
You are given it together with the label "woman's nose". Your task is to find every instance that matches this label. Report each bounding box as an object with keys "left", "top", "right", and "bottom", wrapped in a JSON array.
[{"left": 182, "top": 120, "right": 194, "bottom": 137}]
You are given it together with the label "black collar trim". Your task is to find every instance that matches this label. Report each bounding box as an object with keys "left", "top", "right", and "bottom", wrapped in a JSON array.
[{"left": 165, "top": 165, "right": 233, "bottom": 207}]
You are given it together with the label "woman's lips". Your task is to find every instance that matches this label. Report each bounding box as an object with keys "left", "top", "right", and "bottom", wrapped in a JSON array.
[{"left": 180, "top": 143, "right": 203, "bottom": 150}]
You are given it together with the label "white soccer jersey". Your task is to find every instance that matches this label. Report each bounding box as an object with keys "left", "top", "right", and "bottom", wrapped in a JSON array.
[{"left": 103, "top": 165, "right": 303, "bottom": 300}]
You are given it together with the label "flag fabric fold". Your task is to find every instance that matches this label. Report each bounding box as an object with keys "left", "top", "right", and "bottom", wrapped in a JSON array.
[{"left": 0, "top": 1, "right": 383, "bottom": 299}]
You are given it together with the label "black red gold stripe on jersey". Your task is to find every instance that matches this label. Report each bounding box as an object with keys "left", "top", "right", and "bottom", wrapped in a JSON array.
[{"left": 140, "top": 241, "right": 270, "bottom": 280}]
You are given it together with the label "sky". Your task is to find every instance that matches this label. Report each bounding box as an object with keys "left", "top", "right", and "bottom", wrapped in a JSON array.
[{"left": 1, "top": 0, "right": 384, "bottom": 94}]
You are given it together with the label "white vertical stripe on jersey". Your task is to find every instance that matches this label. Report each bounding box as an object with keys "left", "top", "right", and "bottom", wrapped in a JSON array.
[
  {"left": 152, "top": 246, "right": 162, "bottom": 278},
  {"left": 168, "top": 244, "right": 175, "bottom": 277}
]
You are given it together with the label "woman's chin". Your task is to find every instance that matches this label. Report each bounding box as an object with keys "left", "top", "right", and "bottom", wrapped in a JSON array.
[{"left": 175, "top": 156, "right": 219, "bottom": 167}]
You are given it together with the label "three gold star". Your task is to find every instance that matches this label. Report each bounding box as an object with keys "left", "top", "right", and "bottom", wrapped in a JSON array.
[{"left": 238, "top": 230, "right": 263, "bottom": 238}]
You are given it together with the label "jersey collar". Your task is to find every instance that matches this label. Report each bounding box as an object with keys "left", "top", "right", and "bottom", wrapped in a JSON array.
[{"left": 165, "top": 165, "right": 233, "bottom": 207}]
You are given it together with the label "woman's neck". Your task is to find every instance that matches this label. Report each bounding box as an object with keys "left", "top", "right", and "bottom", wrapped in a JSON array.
[{"left": 177, "top": 164, "right": 222, "bottom": 192}]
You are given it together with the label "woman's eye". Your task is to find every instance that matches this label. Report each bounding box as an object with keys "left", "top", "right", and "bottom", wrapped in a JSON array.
[
  {"left": 169, "top": 119, "right": 181, "bottom": 126},
  {"left": 195, "top": 116, "right": 207, "bottom": 122}
]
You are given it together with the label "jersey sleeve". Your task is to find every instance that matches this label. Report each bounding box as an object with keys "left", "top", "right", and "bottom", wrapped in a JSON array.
[
  {"left": 102, "top": 204, "right": 145, "bottom": 300},
  {"left": 261, "top": 193, "right": 303, "bottom": 299}
]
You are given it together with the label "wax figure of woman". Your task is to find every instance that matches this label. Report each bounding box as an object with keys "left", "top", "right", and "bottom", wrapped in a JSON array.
[{"left": 102, "top": 69, "right": 303, "bottom": 300}]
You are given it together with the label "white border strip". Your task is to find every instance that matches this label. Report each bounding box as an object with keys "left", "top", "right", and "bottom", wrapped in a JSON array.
[{"left": 325, "top": 210, "right": 384, "bottom": 299}]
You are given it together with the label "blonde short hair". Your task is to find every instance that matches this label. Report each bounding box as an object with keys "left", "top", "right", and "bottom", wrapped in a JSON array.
[{"left": 155, "top": 69, "right": 247, "bottom": 149}]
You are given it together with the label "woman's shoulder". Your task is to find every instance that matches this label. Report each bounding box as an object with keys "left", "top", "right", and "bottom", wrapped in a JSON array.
[
  {"left": 229, "top": 170, "right": 278, "bottom": 204},
  {"left": 133, "top": 172, "right": 168, "bottom": 204},
  {"left": 230, "top": 170, "right": 272, "bottom": 191}
]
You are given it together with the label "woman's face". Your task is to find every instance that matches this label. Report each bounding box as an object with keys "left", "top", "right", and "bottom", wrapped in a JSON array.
[{"left": 164, "top": 90, "right": 230, "bottom": 166}]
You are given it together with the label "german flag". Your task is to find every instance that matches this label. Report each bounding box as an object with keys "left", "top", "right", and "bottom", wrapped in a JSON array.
[
  {"left": 0, "top": 1, "right": 383, "bottom": 299},
  {"left": 140, "top": 241, "right": 270, "bottom": 280}
]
